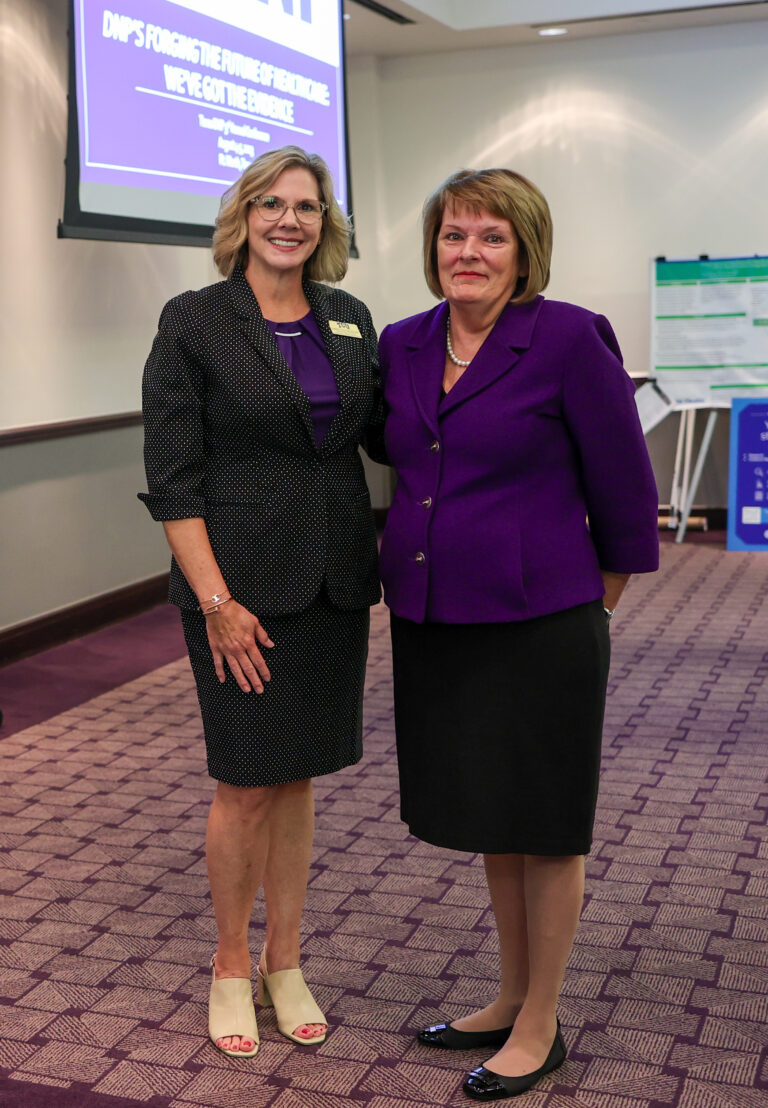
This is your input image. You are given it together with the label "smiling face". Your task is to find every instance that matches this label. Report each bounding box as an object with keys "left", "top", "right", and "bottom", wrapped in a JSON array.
[
  {"left": 245, "top": 166, "right": 323, "bottom": 280},
  {"left": 436, "top": 203, "right": 527, "bottom": 312}
]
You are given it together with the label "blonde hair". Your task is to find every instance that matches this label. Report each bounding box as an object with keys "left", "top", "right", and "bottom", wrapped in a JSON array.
[
  {"left": 422, "top": 168, "right": 552, "bottom": 303},
  {"left": 212, "top": 145, "right": 350, "bottom": 281}
]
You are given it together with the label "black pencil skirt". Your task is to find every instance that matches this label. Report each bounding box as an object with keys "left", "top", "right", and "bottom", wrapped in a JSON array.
[
  {"left": 181, "top": 592, "right": 369, "bottom": 788},
  {"left": 390, "top": 600, "right": 610, "bottom": 855}
]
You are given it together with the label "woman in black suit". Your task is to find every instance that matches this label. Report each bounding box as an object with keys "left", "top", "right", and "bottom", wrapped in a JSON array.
[{"left": 140, "top": 146, "right": 383, "bottom": 1058}]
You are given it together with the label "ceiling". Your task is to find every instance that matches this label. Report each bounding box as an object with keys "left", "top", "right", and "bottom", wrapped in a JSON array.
[{"left": 342, "top": 0, "right": 768, "bottom": 55}]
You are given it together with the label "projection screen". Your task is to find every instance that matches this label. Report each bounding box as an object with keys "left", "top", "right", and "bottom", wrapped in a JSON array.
[{"left": 60, "top": 0, "right": 352, "bottom": 246}]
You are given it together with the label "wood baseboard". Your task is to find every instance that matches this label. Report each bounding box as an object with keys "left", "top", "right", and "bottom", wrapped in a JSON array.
[
  {"left": 658, "top": 506, "right": 727, "bottom": 531},
  {"left": 0, "top": 573, "right": 170, "bottom": 668}
]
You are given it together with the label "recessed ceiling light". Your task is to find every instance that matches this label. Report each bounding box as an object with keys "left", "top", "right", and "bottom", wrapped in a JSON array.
[{"left": 538, "top": 27, "right": 568, "bottom": 37}]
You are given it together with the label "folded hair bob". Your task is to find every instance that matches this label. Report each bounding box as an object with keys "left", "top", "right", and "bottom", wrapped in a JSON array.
[
  {"left": 422, "top": 168, "right": 553, "bottom": 303},
  {"left": 213, "top": 145, "right": 350, "bottom": 282}
]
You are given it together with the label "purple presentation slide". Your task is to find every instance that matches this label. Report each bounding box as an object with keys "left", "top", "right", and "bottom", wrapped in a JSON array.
[{"left": 73, "top": 0, "right": 347, "bottom": 224}]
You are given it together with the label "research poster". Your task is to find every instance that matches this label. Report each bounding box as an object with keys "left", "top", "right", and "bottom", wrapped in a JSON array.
[
  {"left": 651, "top": 257, "right": 768, "bottom": 408},
  {"left": 73, "top": 0, "right": 347, "bottom": 227},
  {"left": 728, "top": 398, "right": 768, "bottom": 551}
]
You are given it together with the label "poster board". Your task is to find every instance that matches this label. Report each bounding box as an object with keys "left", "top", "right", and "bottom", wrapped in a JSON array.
[
  {"left": 651, "top": 256, "right": 768, "bottom": 408},
  {"left": 727, "top": 398, "right": 768, "bottom": 552}
]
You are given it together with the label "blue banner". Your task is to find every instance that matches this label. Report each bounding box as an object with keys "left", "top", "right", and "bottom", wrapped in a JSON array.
[{"left": 728, "top": 398, "right": 768, "bottom": 551}]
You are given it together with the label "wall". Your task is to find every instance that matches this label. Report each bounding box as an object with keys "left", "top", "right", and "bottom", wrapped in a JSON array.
[
  {"left": 0, "top": 0, "right": 195, "bottom": 630},
  {"left": 2, "top": 8, "right": 766, "bottom": 632},
  {"left": 0, "top": 427, "right": 165, "bottom": 629},
  {"left": 0, "top": 0, "right": 218, "bottom": 430},
  {"left": 0, "top": 0, "right": 387, "bottom": 633},
  {"left": 343, "top": 24, "right": 768, "bottom": 506}
]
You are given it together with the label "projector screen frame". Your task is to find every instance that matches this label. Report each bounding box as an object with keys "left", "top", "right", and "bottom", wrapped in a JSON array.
[{"left": 58, "top": 0, "right": 358, "bottom": 255}]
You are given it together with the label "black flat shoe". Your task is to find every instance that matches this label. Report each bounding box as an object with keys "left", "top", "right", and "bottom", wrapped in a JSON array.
[
  {"left": 418, "top": 1022, "right": 515, "bottom": 1050},
  {"left": 462, "top": 1021, "right": 566, "bottom": 1100}
]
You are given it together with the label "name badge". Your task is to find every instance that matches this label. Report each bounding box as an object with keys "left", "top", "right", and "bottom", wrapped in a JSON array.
[{"left": 329, "top": 320, "right": 362, "bottom": 338}]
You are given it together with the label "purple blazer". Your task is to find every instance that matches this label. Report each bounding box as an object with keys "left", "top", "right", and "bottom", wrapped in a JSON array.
[{"left": 378, "top": 297, "right": 659, "bottom": 624}]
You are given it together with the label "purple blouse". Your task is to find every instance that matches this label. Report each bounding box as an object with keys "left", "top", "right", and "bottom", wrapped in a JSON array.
[{"left": 266, "top": 311, "right": 340, "bottom": 445}]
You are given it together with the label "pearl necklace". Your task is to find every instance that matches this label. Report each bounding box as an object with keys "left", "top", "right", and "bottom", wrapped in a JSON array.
[{"left": 446, "top": 318, "right": 472, "bottom": 367}]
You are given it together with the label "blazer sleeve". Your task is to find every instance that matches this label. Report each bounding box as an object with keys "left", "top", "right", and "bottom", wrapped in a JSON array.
[
  {"left": 360, "top": 309, "right": 389, "bottom": 466},
  {"left": 562, "top": 314, "right": 660, "bottom": 574},
  {"left": 377, "top": 323, "right": 391, "bottom": 380},
  {"left": 138, "top": 296, "right": 207, "bottom": 522}
]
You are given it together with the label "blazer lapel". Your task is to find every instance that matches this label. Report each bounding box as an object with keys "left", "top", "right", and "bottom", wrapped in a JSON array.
[
  {"left": 226, "top": 266, "right": 316, "bottom": 446},
  {"left": 405, "top": 301, "right": 449, "bottom": 435},
  {"left": 440, "top": 297, "right": 545, "bottom": 415}
]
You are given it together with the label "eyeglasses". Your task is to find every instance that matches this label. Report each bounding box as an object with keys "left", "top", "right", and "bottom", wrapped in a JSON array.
[{"left": 250, "top": 195, "right": 327, "bottom": 225}]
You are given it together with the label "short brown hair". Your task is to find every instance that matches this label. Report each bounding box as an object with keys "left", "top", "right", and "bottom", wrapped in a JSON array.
[
  {"left": 422, "top": 168, "right": 552, "bottom": 303},
  {"left": 212, "top": 145, "right": 350, "bottom": 282}
]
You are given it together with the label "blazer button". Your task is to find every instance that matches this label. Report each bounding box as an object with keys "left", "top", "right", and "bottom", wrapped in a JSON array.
[
  {"left": 421, "top": 497, "right": 432, "bottom": 509},
  {"left": 414, "top": 551, "right": 426, "bottom": 565},
  {"left": 429, "top": 440, "right": 440, "bottom": 453}
]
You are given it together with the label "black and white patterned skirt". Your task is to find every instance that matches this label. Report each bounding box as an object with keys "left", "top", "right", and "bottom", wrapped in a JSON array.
[{"left": 181, "top": 591, "right": 369, "bottom": 787}]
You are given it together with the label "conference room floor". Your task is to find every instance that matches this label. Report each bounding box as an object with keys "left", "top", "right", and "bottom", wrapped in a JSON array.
[{"left": 0, "top": 535, "right": 767, "bottom": 1108}]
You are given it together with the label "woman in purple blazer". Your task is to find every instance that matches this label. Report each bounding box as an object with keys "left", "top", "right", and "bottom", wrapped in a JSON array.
[{"left": 378, "top": 168, "right": 659, "bottom": 1100}]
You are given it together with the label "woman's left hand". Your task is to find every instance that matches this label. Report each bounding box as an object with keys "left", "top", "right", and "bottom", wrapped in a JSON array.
[
  {"left": 205, "top": 600, "right": 274, "bottom": 693},
  {"left": 602, "top": 571, "right": 631, "bottom": 614}
]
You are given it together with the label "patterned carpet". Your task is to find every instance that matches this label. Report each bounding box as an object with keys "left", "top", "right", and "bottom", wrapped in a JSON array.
[{"left": 1, "top": 541, "right": 767, "bottom": 1108}]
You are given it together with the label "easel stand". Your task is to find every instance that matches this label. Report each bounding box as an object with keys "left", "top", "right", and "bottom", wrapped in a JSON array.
[{"left": 667, "top": 407, "right": 719, "bottom": 542}]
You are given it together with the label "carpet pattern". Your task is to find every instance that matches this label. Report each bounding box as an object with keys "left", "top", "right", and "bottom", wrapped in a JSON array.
[
  {"left": 0, "top": 604, "right": 186, "bottom": 737},
  {"left": 1, "top": 542, "right": 767, "bottom": 1108}
]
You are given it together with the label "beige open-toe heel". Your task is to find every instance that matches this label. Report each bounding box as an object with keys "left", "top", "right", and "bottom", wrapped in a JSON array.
[
  {"left": 209, "top": 956, "right": 260, "bottom": 1058},
  {"left": 256, "top": 954, "right": 327, "bottom": 1045}
]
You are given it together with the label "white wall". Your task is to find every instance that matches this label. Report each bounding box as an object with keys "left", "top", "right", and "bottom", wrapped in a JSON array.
[
  {"left": 346, "top": 25, "right": 768, "bottom": 355},
  {"left": 0, "top": 427, "right": 168, "bottom": 629},
  {"left": 0, "top": 0, "right": 188, "bottom": 632},
  {"left": 0, "top": 0, "right": 387, "bottom": 634},
  {"left": 342, "top": 24, "right": 768, "bottom": 505},
  {"left": 2, "top": 9, "right": 766, "bottom": 631},
  {"left": 0, "top": 0, "right": 217, "bottom": 430}
]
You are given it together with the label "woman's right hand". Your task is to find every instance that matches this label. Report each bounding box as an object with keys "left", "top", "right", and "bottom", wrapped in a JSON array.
[{"left": 204, "top": 600, "right": 274, "bottom": 693}]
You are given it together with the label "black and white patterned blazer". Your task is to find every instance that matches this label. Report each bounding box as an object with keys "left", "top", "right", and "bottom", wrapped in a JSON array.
[{"left": 139, "top": 265, "right": 386, "bottom": 616}]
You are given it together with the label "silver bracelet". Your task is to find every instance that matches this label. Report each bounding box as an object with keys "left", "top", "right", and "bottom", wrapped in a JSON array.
[
  {"left": 202, "top": 595, "right": 233, "bottom": 615},
  {"left": 198, "top": 590, "right": 230, "bottom": 611},
  {"left": 603, "top": 606, "right": 615, "bottom": 621}
]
